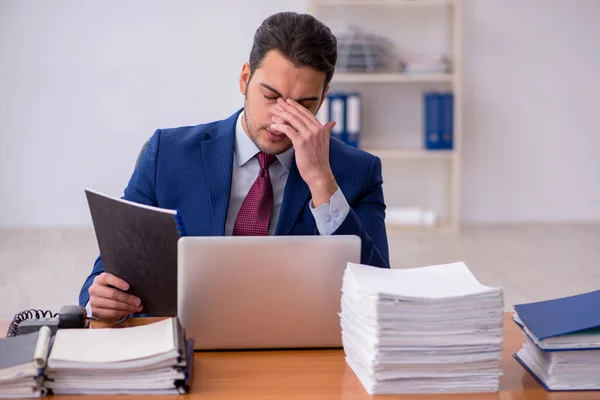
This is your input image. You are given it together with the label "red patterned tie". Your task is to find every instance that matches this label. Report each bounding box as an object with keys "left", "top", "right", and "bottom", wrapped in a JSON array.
[{"left": 233, "top": 152, "right": 277, "bottom": 236}]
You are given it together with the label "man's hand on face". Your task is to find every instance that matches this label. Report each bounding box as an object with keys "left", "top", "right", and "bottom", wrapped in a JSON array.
[
  {"left": 269, "top": 97, "right": 339, "bottom": 207},
  {"left": 88, "top": 272, "right": 143, "bottom": 323}
]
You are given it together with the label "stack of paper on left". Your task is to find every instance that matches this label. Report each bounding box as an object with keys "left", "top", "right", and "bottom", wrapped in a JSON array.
[
  {"left": 45, "top": 317, "right": 194, "bottom": 395},
  {"left": 0, "top": 326, "right": 51, "bottom": 398}
]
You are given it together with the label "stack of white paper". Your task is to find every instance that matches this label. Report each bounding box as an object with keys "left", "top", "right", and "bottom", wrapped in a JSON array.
[
  {"left": 341, "top": 262, "right": 504, "bottom": 395},
  {"left": 44, "top": 318, "right": 193, "bottom": 395},
  {"left": 515, "top": 335, "right": 600, "bottom": 391}
]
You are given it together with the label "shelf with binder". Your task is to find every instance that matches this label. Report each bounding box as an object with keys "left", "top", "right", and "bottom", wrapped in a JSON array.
[
  {"left": 319, "top": 89, "right": 457, "bottom": 231},
  {"left": 310, "top": 0, "right": 462, "bottom": 231},
  {"left": 332, "top": 73, "right": 453, "bottom": 84}
]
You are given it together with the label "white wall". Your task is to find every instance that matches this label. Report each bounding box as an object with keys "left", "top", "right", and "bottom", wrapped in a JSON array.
[
  {"left": 1, "top": 0, "right": 599, "bottom": 227},
  {"left": 461, "top": 0, "right": 600, "bottom": 224},
  {"left": 0, "top": 0, "right": 303, "bottom": 227}
]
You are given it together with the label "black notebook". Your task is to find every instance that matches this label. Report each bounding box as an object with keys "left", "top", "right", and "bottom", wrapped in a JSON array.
[
  {"left": 85, "top": 189, "right": 187, "bottom": 316},
  {"left": 0, "top": 326, "right": 52, "bottom": 398}
]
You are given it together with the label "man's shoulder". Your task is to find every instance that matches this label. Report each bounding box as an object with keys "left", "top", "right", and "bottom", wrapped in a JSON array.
[
  {"left": 156, "top": 120, "right": 220, "bottom": 143},
  {"left": 154, "top": 109, "right": 241, "bottom": 145}
]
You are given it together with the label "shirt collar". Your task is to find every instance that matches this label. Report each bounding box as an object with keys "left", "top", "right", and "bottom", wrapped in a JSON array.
[{"left": 235, "top": 111, "right": 294, "bottom": 172}]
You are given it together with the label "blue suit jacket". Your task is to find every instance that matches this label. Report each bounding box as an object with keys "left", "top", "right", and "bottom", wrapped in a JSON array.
[{"left": 79, "top": 109, "right": 389, "bottom": 306}]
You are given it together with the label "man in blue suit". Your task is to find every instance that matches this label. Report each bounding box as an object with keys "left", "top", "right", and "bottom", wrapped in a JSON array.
[{"left": 80, "top": 12, "right": 389, "bottom": 322}]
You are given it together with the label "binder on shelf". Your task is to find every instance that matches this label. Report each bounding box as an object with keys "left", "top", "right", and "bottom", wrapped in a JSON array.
[
  {"left": 440, "top": 92, "right": 454, "bottom": 150},
  {"left": 316, "top": 96, "right": 329, "bottom": 125},
  {"left": 328, "top": 93, "right": 346, "bottom": 144},
  {"left": 345, "top": 92, "right": 361, "bottom": 148},
  {"left": 326, "top": 91, "right": 362, "bottom": 148},
  {"left": 424, "top": 93, "right": 441, "bottom": 150},
  {"left": 424, "top": 92, "right": 453, "bottom": 151}
]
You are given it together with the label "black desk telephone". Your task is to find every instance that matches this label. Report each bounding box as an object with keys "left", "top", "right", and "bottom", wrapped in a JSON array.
[{"left": 6, "top": 305, "right": 88, "bottom": 337}]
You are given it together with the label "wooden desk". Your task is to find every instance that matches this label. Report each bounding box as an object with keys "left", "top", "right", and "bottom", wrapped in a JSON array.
[{"left": 1, "top": 314, "right": 597, "bottom": 399}]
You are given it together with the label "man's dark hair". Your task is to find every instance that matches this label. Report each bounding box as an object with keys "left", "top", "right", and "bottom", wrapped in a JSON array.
[{"left": 249, "top": 12, "right": 337, "bottom": 89}]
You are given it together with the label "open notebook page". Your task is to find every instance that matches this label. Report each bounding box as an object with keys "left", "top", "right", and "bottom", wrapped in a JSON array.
[{"left": 49, "top": 318, "right": 176, "bottom": 364}]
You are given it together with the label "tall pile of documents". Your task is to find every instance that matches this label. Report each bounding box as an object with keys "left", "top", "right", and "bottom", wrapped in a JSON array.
[{"left": 340, "top": 262, "right": 504, "bottom": 394}]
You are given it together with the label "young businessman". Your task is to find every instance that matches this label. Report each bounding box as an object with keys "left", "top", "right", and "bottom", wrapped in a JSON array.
[{"left": 80, "top": 12, "right": 390, "bottom": 322}]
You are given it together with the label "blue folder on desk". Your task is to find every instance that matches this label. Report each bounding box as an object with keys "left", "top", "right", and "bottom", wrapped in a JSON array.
[
  {"left": 514, "top": 289, "right": 600, "bottom": 340},
  {"left": 513, "top": 290, "right": 600, "bottom": 392}
]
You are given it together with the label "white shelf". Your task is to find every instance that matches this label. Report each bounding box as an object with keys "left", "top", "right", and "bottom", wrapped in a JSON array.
[
  {"left": 384, "top": 206, "right": 450, "bottom": 231},
  {"left": 332, "top": 73, "right": 453, "bottom": 84},
  {"left": 364, "top": 148, "right": 455, "bottom": 160},
  {"left": 317, "top": 0, "right": 453, "bottom": 7}
]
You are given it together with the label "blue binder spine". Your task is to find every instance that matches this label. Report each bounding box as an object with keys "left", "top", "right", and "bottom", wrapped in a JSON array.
[
  {"left": 441, "top": 92, "right": 454, "bottom": 150},
  {"left": 424, "top": 92, "right": 441, "bottom": 150},
  {"left": 346, "top": 92, "right": 361, "bottom": 148}
]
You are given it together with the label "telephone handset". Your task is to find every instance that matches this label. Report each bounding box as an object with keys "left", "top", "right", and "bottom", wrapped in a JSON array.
[{"left": 6, "top": 305, "right": 88, "bottom": 337}]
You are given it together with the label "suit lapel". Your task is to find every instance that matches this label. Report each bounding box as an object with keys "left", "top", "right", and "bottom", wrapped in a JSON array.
[
  {"left": 199, "top": 111, "right": 238, "bottom": 235},
  {"left": 275, "top": 156, "right": 311, "bottom": 235}
]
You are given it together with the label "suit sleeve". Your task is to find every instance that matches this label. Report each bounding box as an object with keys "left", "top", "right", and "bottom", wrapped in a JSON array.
[
  {"left": 78, "top": 130, "right": 162, "bottom": 306},
  {"left": 332, "top": 156, "right": 390, "bottom": 268}
]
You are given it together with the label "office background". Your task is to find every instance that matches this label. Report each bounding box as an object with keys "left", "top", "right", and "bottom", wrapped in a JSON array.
[{"left": 1, "top": 0, "right": 599, "bottom": 319}]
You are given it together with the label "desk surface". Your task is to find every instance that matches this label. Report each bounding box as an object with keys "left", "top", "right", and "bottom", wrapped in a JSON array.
[{"left": 1, "top": 313, "right": 597, "bottom": 399}]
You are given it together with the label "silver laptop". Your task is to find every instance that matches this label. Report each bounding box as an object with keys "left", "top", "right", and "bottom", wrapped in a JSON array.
[{"left": 177, "top": 235, "right": 361, "bottom": 350}]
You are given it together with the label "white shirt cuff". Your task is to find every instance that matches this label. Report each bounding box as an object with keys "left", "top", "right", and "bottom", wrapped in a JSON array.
[
  {"left": 85, "top": 301, "right": 129, "bottom": 322},
  {"left": 85, "top": 301, "right": 95, "bottom": 320},
  {"left": 309, "top": 187, "right": 350, "bottom": 236}
]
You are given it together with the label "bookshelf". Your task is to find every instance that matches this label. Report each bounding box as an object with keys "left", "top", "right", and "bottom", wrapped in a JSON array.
[{"left": 308, "top": 0, "right": 462, "bottom": 232}]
